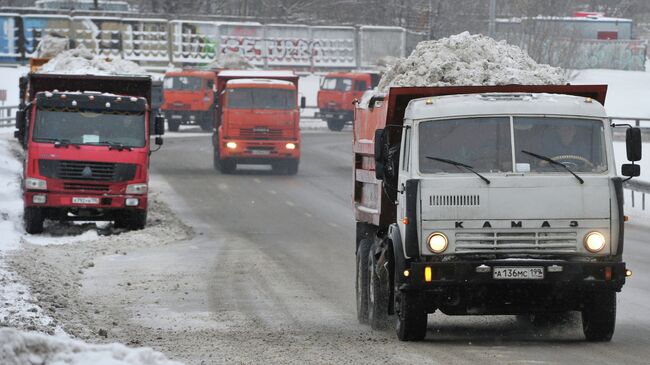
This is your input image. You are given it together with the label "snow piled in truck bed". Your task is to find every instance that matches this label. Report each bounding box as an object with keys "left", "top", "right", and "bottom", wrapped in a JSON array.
[
  {"left": 0, "top": 328, "right": 183, "bottom": 365},
  {"left": 38, "top": 48, "right": 146, "bottom": 76},
  {"left": 378, "top": 32, "right": 565, "bottom": 91}
]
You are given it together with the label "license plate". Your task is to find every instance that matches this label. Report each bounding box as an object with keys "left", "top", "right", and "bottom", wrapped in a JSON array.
[
  {"left": 171, "top": 115, "right": 182, "bottom": 119},
  {"left": 253, "top": 128, "right": 269, "bottom": 133},
  {"left": 72, "top": 197, "right": 100, "bottom": 205},
  {"left": 324, "top": 113, "right": 334, "bottom": 118},
  {"left": 251, "top": 149, "right": 271, "bottom": 155},
  {"left": 493, "top": 267, "right": 544, "bottom": 280}
]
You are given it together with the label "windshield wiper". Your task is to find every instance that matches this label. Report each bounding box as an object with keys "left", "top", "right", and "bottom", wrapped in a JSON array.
[
  {"left": 90, "top": 141, "right": 133, "bottom": 151},
  {"left": 521, "top": 150, "right": 584, "bottom": 184},
  {"left": 36, "top": 138, "right": 80, "bottom": 149},
  {"left": 425, "top": 156, "right": 491, "bottom": 185}
]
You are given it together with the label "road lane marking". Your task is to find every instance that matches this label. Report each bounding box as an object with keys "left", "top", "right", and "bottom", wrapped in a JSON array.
[
  {"left": 328, "top": 222, "right": 339, "bottom": 228},
  {"left": 304, "top": 212, "right": 312, "bottom": 218},
  {"left": 218, "top": 183, "right": 228, "bottom": 191},
  {"left": 254, "top": 178, "right": 261, "bottom": 184},
  {"left": 285, "top": 201, "right": 295, "bottom": 207},
  {"left": 268, "top": 190, "right": 277, "bottom": 195}
]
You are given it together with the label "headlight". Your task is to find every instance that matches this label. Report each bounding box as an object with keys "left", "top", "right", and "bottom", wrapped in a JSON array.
[
  {"left": 126, "top": 183, "right": 148, "bottom": 194},
  {"left": 584, "top": 231, "right": 606, "bottom": 253},
  {"left": 25, "top": 178, "right": 47, "bottom": 190},
  {"left": 427, "top": 232, "right": 448, "bottom": 253},
  {"left": 285, "top": 142, "right": 296, "bottom": 150},
  {"left": 226, "top": 141, "right": 237, "bottom": 149}
]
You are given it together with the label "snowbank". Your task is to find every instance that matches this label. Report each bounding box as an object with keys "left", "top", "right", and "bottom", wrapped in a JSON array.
[
  {"left": 36, "top": 34, "right": 69, "bottom": 59},
  {"left": 206, "top": 52, "right": 255, "bottom": 70},
  {"left": 378, "top": 32, "right": 565, "bottom": 91},
  {"left": 39, "top": 48, "right": 146, "bottom": 76},
  {"left": 0, "top": 328, "right": 184, "bottom": 365}
]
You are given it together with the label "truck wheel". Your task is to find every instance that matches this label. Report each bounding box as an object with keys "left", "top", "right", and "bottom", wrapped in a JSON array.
[
  {"left": 356, "top": 238, "right": 372, "bottom": 324},
  {"left": 24, "top": 207, "right": 45, "bottom": 234},
  {"left": 168, "top": 120, "right": 180, "bottom": 132},
  {"left": 327, "top": 119, "right": 345, "bottom": 132},
  {"left": 199, "top": 120, "right": 212, "bottom": 132},
  {"left": 582, "top": 291, "right": 616, "bottom": 342},
  {"left": 127, "top": 210, "right": 147, "bottom": 230},
  {"left": 395, "top": 292, "right": 427, "bottom": 341},
  {"left": 286, "top": 160, "right": 299, "bottom": 175},
  {"left": 221, "top": 159, "right": 236, "bottom": 174},
  {"left": 213, "top": 149, "right": 222, "bottom": 171},
  {"left": 368, "top": 247, "right": 390, "bottom": 330}
]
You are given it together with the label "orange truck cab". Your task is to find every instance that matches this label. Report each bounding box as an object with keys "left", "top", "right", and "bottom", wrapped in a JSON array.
[
  {"left": 161, "top": 69, "right": 218, "bottom": 132},
  {"left": 212, "top": 70, "right": 305, "bottom": 175},
  {"left": 317, "top": 72, "right": 380, "bottom": 131}
]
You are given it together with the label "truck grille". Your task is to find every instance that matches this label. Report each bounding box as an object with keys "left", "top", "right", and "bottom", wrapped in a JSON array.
[
  {"left": 63, "top": 183, "right": 110, "bottom": 192},
  {"left": 39, "top": 160, "right": 136, "bottom": 182},
  {"left": 239, "top": 128, "right": 284, "bottom": 140},
  {"left": 430, "top": 194, "right": 480, "bottom": 206},
  {"left": 455, "top": 230, "right": 577, "bottom": 253}
]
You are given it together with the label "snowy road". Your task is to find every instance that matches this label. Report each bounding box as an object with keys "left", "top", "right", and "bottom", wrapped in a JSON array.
[{"left": 10, "top": 129, "right": 650, "bottom": 364}]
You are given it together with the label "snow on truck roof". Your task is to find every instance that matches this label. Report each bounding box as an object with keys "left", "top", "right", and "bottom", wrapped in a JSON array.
[
  {"left": 405, "top": 93, "right": 608, "bottom": 121},
  {"left": 226, "top": 78, "right": 295, "bottom": 86},
  {"left": 218, "top": 70, "right": 296, "bottom": 78}
]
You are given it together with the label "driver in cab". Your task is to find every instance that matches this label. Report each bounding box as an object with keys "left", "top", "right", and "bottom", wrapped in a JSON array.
[{"left": 537, "top": 124, "right": 594, "bottom": 170}]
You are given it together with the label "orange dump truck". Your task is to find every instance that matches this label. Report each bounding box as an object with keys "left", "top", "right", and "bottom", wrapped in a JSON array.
[
  {"left": 161, "top": 69, "right": 219, "bottom": 131},
  {"left": 317, "top": 72, "right": 380, "bottom": 131},
  {"left": 212, "top": 70, "right": 305, "bottom": 174}
]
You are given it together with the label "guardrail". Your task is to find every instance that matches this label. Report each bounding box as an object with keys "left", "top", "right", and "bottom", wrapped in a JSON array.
[
  {"left": 625, "top": 179, "right": 650, "bottom": 211},
  {"left": 609, "top": 116, "right": 650, "bottom": 128},
  {"left": 0, "top": 105, "right": 17, "bottom": 128}
]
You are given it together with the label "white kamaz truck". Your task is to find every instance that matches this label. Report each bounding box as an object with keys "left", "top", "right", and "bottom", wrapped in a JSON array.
[{"left": 353, "top": 85, "right": 642, "bottom": 342}]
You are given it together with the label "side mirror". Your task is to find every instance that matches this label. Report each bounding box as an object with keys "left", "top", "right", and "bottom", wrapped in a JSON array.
[
  {"left": 622, "top": 164, "right": 640, "bottom": 178},
  {"left": 155, "top": 136, "right": 163, "bottom": 146},
  {"left": 300, "top": 96, "right": 306, "bottom": 109},
  {"left": 154, "top": 115, "right": 165, "bottom": 135},
  {"left": 626, "top": 127, "right": 642, "bottom": 162},
  {"left": 14, "top": 110, "right": 25, "bottom": 141},
  {"left": 374, "top": 128, "right": 385, "bottom": 180}
]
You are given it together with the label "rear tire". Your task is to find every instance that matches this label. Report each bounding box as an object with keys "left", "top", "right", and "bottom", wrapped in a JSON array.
[
  {"left": 24, "top": 207, "right": 45, "bottom": 234},
  {"left": 582, "top": 291, "right": 616, "bottom": 342},
  {"left": 368, "top": 246, "right": 390, "bottom": 330},
  {"left": 395, "top": 292, "right": 427, "bottom": 341},
  {"left": 327, "top": 119, "right": 345, "bottom": 132},
  {"left": 356, "top": 238, "right": 372, "bottom": 324},
  {"left": 168, "top": 119, "right": 180, "bottom": 132}
]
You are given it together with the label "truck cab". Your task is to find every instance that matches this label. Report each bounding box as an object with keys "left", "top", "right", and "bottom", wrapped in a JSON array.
[
  {"left": 354, "top": 85, "right": 642, "bottom": 342},
  {"left": 317, "top": 72, "right": 379, "bottom": 131},
  {"left": 15, "top": 74, "right": 164, "bottom": 233},
  {"left": 213, "top": 71, "right": 302, "bottom": 175},
  {"left": 161, "top": 69, "right": 218, "bottom": 132}
]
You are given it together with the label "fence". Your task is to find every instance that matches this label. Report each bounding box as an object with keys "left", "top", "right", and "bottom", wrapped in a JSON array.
[{"left": 0, "top": 105, "right": 16, "bottom": 127}]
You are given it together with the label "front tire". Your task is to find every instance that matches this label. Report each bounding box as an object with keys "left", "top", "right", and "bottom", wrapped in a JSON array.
[
  {"left": 395, "top": 292, "right": 427, "bottom": 341},
  {"left": 356, "top": 238, "right": 372, "bottom": 324},
  {"left": 368, "top": 246, "right": 389, "bottom": 330},
  {"left": 168, "top": 119, "right": 180, "bottom": 132},
  {"left": 327, "top": 119, "right": 345, "bottom": 132},
  {"left": 220, "top": 159, "right": 236, "bottom": 174},
  {"left": 24, "top": 207, "right": 45, "bottom": 234},
  {"left": 582, "top": 291, "right": 616, "bottom": 342},
  {"left": 286, "top": 160, "right": 299, "bottom": 175}
]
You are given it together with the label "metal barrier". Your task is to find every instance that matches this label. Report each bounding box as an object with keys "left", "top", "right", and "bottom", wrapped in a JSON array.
[
  {"left": 626, "top": 179, "right": 650, "bottom": 211},
  {"left": 0, "top": 105, "right": 17, "bottom": 128},
  {"left": 609, "top": 116, "right": 650, "bottom": 128}
]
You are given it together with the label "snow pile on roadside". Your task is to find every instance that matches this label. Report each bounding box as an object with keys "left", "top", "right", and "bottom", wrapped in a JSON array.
[
  {"left": 378, "top": 32, "right": 565, "bottom": 91},
  {"left": 207, "top": 52, "right": 255, "bottom": 69},
  {"left": 39, "top": 48, "right": 146, "bottom": 75},
  {"left": 0, "top": 137, "right": 24, "bottom": 250},
  {"left": 36, "top": 33, "right": 69, "bottom": 58},
  {"left": 0, "top": 328, "right": 184, "bottom": 365}
]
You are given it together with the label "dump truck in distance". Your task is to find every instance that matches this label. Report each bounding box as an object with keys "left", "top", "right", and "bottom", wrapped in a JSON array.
[
  {"left": 161, "top": 69, "right": 219, "bottom": 132},
  {"left": 14, "top": 73, "right": 165, "bottom": 233},
  {"left": 353, "top": 85, "right": 642, "bottom": 341},
  {"left": 212, "top": 70, "right": 304, "bottom": 174},
  {"left": 317, "top": 72, "right": 380, "bottom": 131}
]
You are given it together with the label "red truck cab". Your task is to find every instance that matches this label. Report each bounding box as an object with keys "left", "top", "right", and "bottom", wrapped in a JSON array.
[
  {"left": 317, "top": 72, "right": 380, "bottom": 131},
  {"left": 161, "top": 69, "right": 218, "bottom": 132},
  {"left": 212, "top": 70, "right": 304, "bottom": 175},
  {"left": 14, "top": 74, "right": 164, "bottom": 234}
]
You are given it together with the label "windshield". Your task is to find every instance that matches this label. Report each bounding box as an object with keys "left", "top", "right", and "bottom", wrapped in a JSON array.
[
  {"left": 226, "top": 88, "right": 296, "bottom": 110},
  {"left": 163, "top": 76, "right": 204, "bottom": 90},
  {"left": 419, "top": 117, "right": 513, "bottom": 173},
  {"left": 514, "top": 117, "right": 607, "bottom": 173},
  {"left": 32, "top": 109, "right": 146, "bottom": 148},
  {"left": 418, "top": 116, "right": 607, "bottom": 174},
  {"left": 321, "top": 77, "right": 352, "bottom": 91}
]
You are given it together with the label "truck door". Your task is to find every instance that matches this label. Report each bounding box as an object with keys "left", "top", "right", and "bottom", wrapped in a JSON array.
[{"left": 397, "top": 126, "right": 412, "bottom": 243}]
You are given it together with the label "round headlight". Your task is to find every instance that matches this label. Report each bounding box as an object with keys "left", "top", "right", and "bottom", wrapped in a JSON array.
[
  {"left": 285, "top": 142, "right": 296, "bottom": 150},
  {"left": 584, "top": 231, "right": 606, "bottom": 253},
  {"left": 225, "top": 141, "right": 237, "bottom": 149},
  {"left": 427, "top": 232, "right": 448, "bottom": 254}
]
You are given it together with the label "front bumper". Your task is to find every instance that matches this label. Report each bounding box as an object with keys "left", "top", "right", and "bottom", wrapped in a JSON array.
[
  {"left": 25, "top": 190, "right": 148, "bottom": 210},
  {"left": 316, "top": 109, "right": 353, "bottom": 121},
  {"left": 219, "top": 139, "right": 300, "bottom": 160},
  {"left": 163, "top": 110, "right": 211, "bottom": 124},
  {"left": 403, "top": 260, "right": 627, "bottom": 291}
]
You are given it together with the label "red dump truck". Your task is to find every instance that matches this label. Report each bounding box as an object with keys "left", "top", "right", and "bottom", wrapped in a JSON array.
[
  {"left": 354, "top": 85, "right": 642, "bottom": 341},
  {"left": 212, "top": 70, "right": 305, "bottom": 174},
  {"left": 14, "top": 73, "right": 165, "bottom": 233},
  {"left": 161, "top": 69, "right": 219, "bottom": 132},
  {"left": 317, "top": 72, "right": 380, "bottom": 131}
]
